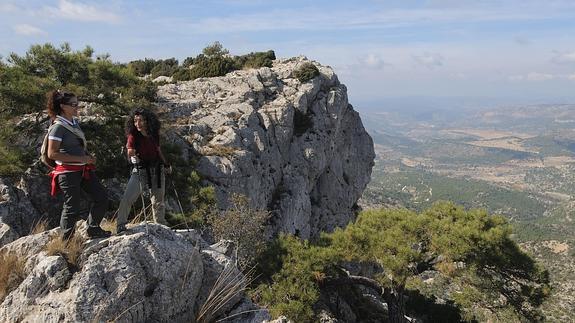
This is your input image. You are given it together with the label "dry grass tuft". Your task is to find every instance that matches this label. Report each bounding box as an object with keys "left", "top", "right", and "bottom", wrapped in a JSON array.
[
  {"left": 44, "top": 234, "right": 86, "bottom": 268},
  {"left": 130, "top": 203, "right": 154, "bottom": 225},
  {"left": 0, "top": 251, "right": 26, "bottom": 302},
  {"left": 196, "top": 264, "right": 255, "bottom": 323},
  {"left": 29, "top": 218, "right": 49, "bottom": 235},
  {"left": 100, "top": 218, "right": 117, "bottom": 234}
]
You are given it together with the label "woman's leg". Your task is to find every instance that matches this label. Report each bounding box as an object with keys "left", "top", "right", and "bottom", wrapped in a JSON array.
[
  {"left": 58, "top": 172, "right": 83, "bottom": 239},
  {"left": 150, "top": 170, "right": 167, "bottom": 225},
  {"left": 116, "top": 170, "right": 143, "bottom": 227},
  {"left": 81, "top": 171, "right": 109, "bottom": 230}
]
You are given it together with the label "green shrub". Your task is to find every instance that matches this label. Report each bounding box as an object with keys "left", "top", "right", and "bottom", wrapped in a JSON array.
[
  {"left": 182, "top": 57, "right": 195, "bottom": 68},
  {"left": 0, "top": 64, "right": 58, "bottom": 115},
  {"left": 81, "top": 118, "right": 127, "bottom": 178},
  {"left": 256, "top": 203, "right": 551, "bottom": 322},
  {"left": 174, "top": 45, "right": 275, "bottom": 81},
  {"left": 166, "top": 162, "right": 218, "bottom": 231},
  {"left": 255, "top": 234, "right": 326, "bottom": 322},
  {"left": 171, "top": 67, "right": 192, "bottom": 81},
  {"left": 208, "top": 194, "right": 270, "bottom": 269},
  {"left": 7, "top": 43, "right": 92, "bottom": 86},
  {"left": 188, "top": 55, "right": 236, "bottom": 79},
  {"left": 293, "top": 62, "right": 319, "bottom": 83},
  {"left": 235, "top": 50, "right": 276, "bottom": 69},
  {"left": 121, "top": 80, "right": 157, "bottom": 107},
  {"left": 202, "top": 41, "right": 229, "bottom": 58},
  {"left": 128, "top": 58, "right": 159, "bottom": 76},
  {"left": 150, "top": 58, "right": 179, "bottom": 78},
  {"left": 0, "top": 125, "right": 27, "bottom": 176},
  {"left": 0, "top": 141, "right": 25, "bottom": 176}
]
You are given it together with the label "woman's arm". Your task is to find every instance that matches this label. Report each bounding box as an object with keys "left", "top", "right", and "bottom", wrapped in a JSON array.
[
  {"left": 127, "top": 148, "right": 137, "bottom": 157},
  {"left": 48, "top": 139, "right": 94, "bottom": 164}
]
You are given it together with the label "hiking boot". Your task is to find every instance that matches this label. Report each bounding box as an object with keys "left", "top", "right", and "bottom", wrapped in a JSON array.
[{"left": 87, "top": 226, "right": 111, "bottom": 239}]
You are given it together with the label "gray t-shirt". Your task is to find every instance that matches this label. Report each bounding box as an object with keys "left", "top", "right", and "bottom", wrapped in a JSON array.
[{"left": 48, "top": 119, "right": 86, "bottom": 165}]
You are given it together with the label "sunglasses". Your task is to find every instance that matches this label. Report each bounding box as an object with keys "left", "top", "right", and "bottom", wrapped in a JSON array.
[{"left": 64, "top": 102, "right": 79, "bottom": 108}]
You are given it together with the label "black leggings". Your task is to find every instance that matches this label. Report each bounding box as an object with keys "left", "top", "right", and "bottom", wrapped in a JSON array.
[{"left": 58, "top": 171, "right": 108, "bottom": 239}]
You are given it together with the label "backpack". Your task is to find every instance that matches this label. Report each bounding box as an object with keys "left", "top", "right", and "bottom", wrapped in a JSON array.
[{"left": 40, "top": 120, "right": 87, "bottom": 169}]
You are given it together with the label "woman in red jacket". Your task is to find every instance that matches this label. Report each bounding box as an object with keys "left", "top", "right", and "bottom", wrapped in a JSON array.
[{"left": 116, "top": 108, "right": 170, "bottom": 233}]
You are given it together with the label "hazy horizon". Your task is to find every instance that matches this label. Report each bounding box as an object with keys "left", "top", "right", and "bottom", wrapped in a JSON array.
[{"left": 353, "top": 95, "right": 575, "bottom": 113}]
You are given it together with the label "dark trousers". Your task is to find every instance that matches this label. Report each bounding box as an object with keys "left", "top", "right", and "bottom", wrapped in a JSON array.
[{"left": 58, "top": 171, "right": 108, "bottom": 239}]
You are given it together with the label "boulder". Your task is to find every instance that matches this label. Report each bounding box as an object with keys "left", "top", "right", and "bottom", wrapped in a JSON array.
[
  {"left": 0, "top": 224, "right": 203, "bottom": 322},
  {"left": 0, "top": 223, "right": 268, "bottom": 323}
]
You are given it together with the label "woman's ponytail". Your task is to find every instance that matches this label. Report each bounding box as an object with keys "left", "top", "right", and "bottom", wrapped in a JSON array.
[{"left": 46, "top": 90, "right": 74, "bottom": 120}]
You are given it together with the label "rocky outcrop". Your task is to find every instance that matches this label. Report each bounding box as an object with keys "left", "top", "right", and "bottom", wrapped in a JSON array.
[
  {"left": 0, "top": 177, "right": 43, "bottom": 246},
  {"left": 0, "top": 56, "right": 374, "bottom": 321},
  {"left": 158, "top": 57, "right": 374, "bottom": 238},
  {"left": 0, "top": 57, "right": 373, "bottom": 246},
  {"left": 0, "top": 224, "right": 268, "bottom": 322}
]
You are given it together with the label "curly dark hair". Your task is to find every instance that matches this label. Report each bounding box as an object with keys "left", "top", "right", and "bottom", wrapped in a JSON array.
[
  {"left": 46, "top": 90, "right": 76, "bottom": 120},
  {"left": 125, "top": 108, "right": 161, "bottom": 141}
]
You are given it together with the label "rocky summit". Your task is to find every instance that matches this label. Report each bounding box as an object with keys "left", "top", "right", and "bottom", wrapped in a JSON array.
[
  {"left": 0, "top": 57, "right": 374, "bottom": 246},
  {"left": 158, "top": 57, "right": 374, "bottom": 238},
  {"left": 0, "top": 56, "right": 374, "bottom": 322}
]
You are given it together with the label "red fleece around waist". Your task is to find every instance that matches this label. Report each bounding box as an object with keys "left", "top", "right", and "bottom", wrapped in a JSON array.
[{"left": 50, "top": 164, "right": 96, "bottom": 196}]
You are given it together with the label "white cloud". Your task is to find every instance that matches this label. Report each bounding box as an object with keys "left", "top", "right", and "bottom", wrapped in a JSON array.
[
  {"left": 44, "top": 0, "right": 120, "bottom": 23},
  {"left": 362, "top": 54, "right": 386, "bottom": 69},
  {"left": 0, "top": 3, "right": 18, "bottom": 12},
  {"left": 551, "top": 51, "right": 575, "bottom": 64},
  {"left": 567, "top": 74, "right": 575, "bottom": 80},
  {"left": 13, "top": 24, "right": 45, "bottom": 36},
  {"left": 450, "top": 73, "right": 467, "bottom": 80},
  {"left": 526, "top": 72, "right": 555, "bottom": 81},
  {"left": 509, "top": 72, "right": 556, "bottom": 81},
  {"left": 412, "top": 52, "right": 444, "bottom": 68},
  {"left": 170, "top": 3, "right": 575, "bottom": 34}
]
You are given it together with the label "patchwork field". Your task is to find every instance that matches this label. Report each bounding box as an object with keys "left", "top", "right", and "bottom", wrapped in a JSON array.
[{"left": 361, "top": 104, "right": 575, "bottom": 322}]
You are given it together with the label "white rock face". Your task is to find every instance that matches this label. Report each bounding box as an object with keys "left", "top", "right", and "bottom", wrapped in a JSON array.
[
  {"left": 0, "top": 177, "right": 41, "bottom": 246},
  {"left": 158, "top": 57, "right": 375, "bottom": 238},
  {"left": 0, "top": 225, "right": 204, "bottom": 323},
  {"left": 0, "top": 225, "right": 268, "bottom": 323}
]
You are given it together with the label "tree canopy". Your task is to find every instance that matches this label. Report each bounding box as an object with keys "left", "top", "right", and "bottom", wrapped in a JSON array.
[{"left": 258, "top": 201, "right": 550, "bottom": 322}]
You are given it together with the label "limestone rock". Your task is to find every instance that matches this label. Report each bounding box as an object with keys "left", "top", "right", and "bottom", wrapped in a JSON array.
[
  {"left": 0, "top": 223, "right": 266, "bottom": 323},
  {"left": 0, "top": 224, "right": 204, "bottom": 323},
  {"left": 158, "top": 57, "right": 375, "bottom": 238},
  {"left": 153, "top": 75, "right": 173, "bottom": 83},
  {"left": 0, "top": 177, "right": 42, "bottom": 247}
]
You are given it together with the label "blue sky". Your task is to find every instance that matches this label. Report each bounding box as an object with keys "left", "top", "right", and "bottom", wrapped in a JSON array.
[{"left": 2, "top": 0, "right": 575, "bottom": 107}]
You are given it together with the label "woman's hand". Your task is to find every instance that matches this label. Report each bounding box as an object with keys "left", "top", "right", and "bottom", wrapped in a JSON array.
[
  {"left": 130, "top": 155, "right": 140, "bottom": 165},
  {"left": 83, "top": 155, "right": 96, "bottom": 164}
]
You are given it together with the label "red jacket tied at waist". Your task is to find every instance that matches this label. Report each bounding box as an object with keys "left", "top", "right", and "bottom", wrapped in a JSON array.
[{"left": 50, "top": 164, "right": 96, "bottom": 196}]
